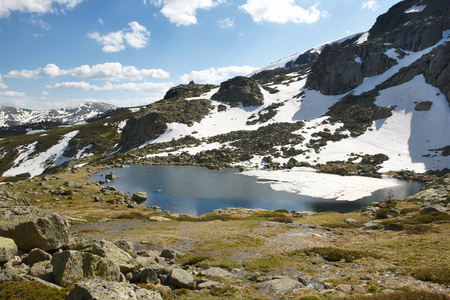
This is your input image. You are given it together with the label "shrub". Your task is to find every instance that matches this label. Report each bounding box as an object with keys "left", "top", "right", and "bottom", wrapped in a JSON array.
[
  {"left": 304, "top": 247, "right": 381, "bottom": 263},
  {"left": 406, "top": 211, "right": 450, "bottom": 224},
  {"left": 375, "top": 208, "right": 390, "bottom": 219},
  {"left": 410, "top": 267, "right": 450, "bottom": 285},
  {"left": 0, "top": 281, "right": 70, "bottom": 300}
]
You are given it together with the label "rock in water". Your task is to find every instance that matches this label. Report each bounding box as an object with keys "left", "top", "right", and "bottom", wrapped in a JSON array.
[
  {"left": 132, "top": 192, "right": 147, "bottom": 203},
  {"left": 0, "top": 206, "right": 69, "bottom": 251},
  {"left": 52, "top": 250, "right": 121, "bottom": 287},
  {"left": 105, "top": 172, "right": 116, "bottom": 181},
  {"left": 0, "top": 237, "right": 17, "bottom": 262},
  {"left": 66, "top": 280, "right": 163, "bottom": 300}
]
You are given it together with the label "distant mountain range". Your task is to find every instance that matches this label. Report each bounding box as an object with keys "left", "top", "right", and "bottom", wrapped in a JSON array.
[
  {"left": 0, "top": 0, "right": 449, "bottom": 180},
  {"left": 0, "top": 102, "right": 116, "bottom": 128}
]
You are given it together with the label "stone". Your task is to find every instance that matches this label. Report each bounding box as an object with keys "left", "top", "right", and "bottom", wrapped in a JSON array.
[
  {"left": 105, "top": 172, "right": 116, "bottom": 181},
  {"left": 0, "top": 206, "right": 69, "bottom": 251},
  {"left": 160, "top": 249, "right": 182, "bottom": 260},
  {"left": 419, "top": 207, "right": 439, "bottom": 215},
  {"left": 51, "top": 250, "right": 121, "bottom": 287},
  {"left": 132, "top": 192, "right": 148, "bottom": 203},
  {"left": 23, "top": 248, "right": 52, "bottom": 266},
  {"left": 197, "top": 279, "right": 224, "bottom": 290},
  {"left": 90, "top": 240, "right": 134, "bottom": 269},
  {"left": 114, "top": 240, "right": 137, "bottom": 258},
  {"left": 200, "top": 267, "right": 234, "bottom": 279},
  {"left": 352, "top": 284, "right": 367, "bottom": 293},
  {"left": 0, "top": 237, "right": 17, "bottom": 263},
  {"left": 257, "top": 279, "right": 301, "bottom": 294},
  {"left": 336, "top": 284, "right": 352, "bottom": 292},
  {"left": 28, "top": 264, "right": 47, "bottom": 277},
  {"left": 66, "top": 280, "right": 163, "bottom": 300},
  {"left": 149, "top": 216, "right": 171, "bottom": 222},
  {"left": 298, "top": 275, "right": 313, "bottom": 286},
  {"left": 169, "top": 268, "right": 194, "bottom": 288},
  {"left": 140, "top": 268, "right": 159, "bottom": 284}
]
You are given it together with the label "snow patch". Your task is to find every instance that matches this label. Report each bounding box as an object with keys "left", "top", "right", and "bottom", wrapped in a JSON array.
[
  {"left": 243, "top": 167, "right": 401, "bottom": 201},
  {"left": 4, "top": 131, "right": 79, "bottom": 177},
  {"left": 405, "top": 4, "right": 426, "bottom": 13},
  {"left": 356, "top": 32, "right": 369, "bottom": 45}
]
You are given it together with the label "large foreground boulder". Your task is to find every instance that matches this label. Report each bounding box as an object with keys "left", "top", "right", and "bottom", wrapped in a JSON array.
[
  {"left": 66, "top": 280, "right": 162, "bottom": 300},
  {"left": 52, "top": 250, "right": 121, "bottom": 287},
  {"left": 0, "top": 206, "right": 69, "bottom": 251}
]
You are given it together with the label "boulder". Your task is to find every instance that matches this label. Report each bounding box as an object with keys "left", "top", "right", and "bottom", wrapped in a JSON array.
[
  {"left": 169, "top": 268, "right": 194, "bottom": 288},
  {"left": 23, "top": 248, "right": 52, "bottom": 266},
  {"left": 0, "top": 237, "right": 17, "bottom": 263},
  {"left": 132, "top": 192, "right": 148, "bottom": 204},
  {"left": 211, "top": 76, "right": 264, "bottom": 107},
  {"left": 66, "top": 280, "right": 162, "bottom": 300},
  {"left": 160, "top": 248, "right": 182, "bottom": 260},
  {"left": 0, "top": 206, "right": 69, "bottom": 251},
  {"left": 51, "top": 250, "right": 121, "bottom": 287},
  {"left": 257, "top": 278, "right": 301, "bottom": 294},
  {"left": 105, "top": 172, "right": 116, "bottom": 181},
  {"left": 200, "top": 267, "right": 233, "bottom": 279},
  {"left": 90, "top": 240, "right": 134, "bottom": 270}
]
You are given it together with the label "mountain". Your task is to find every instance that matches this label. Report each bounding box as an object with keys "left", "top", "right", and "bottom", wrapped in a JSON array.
[
  {"left": 0, "top": 102, "right": 117, "bottom": 128},
  {"left": 0, "top": 0, "right": 449, "bottom": 181}
]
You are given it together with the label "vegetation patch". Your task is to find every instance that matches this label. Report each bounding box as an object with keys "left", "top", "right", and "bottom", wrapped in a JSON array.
[
  {"left": 410, "top": 266, "right": 450, "bottom": 285},
  {"left": 304, "top": 247, "right": 381, "bottom": 262},
  {"left": 0, "top": 281, "right": 71, "bottom": 300},
  {"left": 349, "top": 289, "right": 450, "bottom": 300}
]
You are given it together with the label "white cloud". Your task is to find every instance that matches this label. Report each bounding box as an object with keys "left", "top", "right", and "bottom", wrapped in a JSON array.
[
  {"left": 6, "top": 64, "right": 67, "bottom": 79},
  {"left": 88, "top": 21, "right": 150, "bottom": 52},
  {"left": 240, "top": 0, "right": 323, "bottom": 24},
  {"left": 0, "top": 0, "right": 83, "bottom": 18},
  {"left": 98, "top": 18, "right": 103, "bottom": 25},
  {"left": 180, "top": 66, "right": 259, "bottom": 84},
  {"left": 0, "top": 91, "right": 30, "bottom": 107},
  {"left": 362, "top": 0, "right": 379, "bottom": 11},
  {"left": 6, "top": 62, "right": 169, "bottom": 81},
  {"left": 218, "top": 18, "right": 234, "bottom": 28},
  {"left": 0, "top": 75, "right": 7, "bottom": 89},
  {"left": 152, "top": 0, "right": 225, "bottom": 26},
  {"left": 48, "top": 81, "right": 174, "bottom": 93}
]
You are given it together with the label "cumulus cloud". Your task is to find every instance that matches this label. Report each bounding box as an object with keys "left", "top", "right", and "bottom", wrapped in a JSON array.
[
  {"left": 218, "top": 18, "right": 234, "bottom": 28},
  {"left": 6, "top": 62, "right": 169, "bottom": 81},
  {"left": 239, "top": 0, "right": 324, "bottom": 24},
  {"left": 6, "top": 64, "right": 67, "bottom": 79},
  {"left": 362, "top": 0, "right": 379, "bottom": 11},
  {"left": 0, "top": 75, "right": 7, "bottom": 89},
  {"left": 152, "top": 0, "right": 225, "bottom": 26},
  {"left": 88, "top": 21, "right": 150, "bottom": 52},
  {"left": 180, "top": 66, "right": 259, "bottom": 84},
  {"left": 48, "top": 81, "right": 174, "bottom": 93},
  {"left": 0, "top": 0, "right": 83, "bottom": 18},
  {"left": 0, "top": 91, "right": 29, "bottom": 107}
]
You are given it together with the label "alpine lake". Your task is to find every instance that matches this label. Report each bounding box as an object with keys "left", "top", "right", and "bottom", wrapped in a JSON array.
[{"left": 89, "top": 165, "right": 424, "bottom": 216}]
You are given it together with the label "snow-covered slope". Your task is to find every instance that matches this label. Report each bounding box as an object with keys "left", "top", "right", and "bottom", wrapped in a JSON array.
[{"left": 0, "top": 102, "right": 116, "bottom": 127}]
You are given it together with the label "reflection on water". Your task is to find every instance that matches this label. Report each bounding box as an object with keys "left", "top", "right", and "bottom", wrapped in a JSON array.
[{"left": 89, "top": 165, "right": 423, "bottom": 216}]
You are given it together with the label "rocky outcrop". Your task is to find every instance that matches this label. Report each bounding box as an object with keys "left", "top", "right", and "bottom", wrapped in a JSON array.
[
  {"left": 211, "top": 76, "right": 264, "bottom": 107},
  {"left": 0, "top": 206, "right": 69, "bottom": 251},
  {"left": 306, "top": 42, "right": 397, "bottom": 95},
  {"left": 51, "top": 250, "right": 121, "bottom": 287},
  {"left": 66, "top": 280, "right": 163, "bottom": 300},
  {"left": 119, "top": 112, "right": 168, "bottom": 152},
  {"left": 163, "top": 83, "right": 217, "bottom": 100},
  {"left": 406, "top": 173, "right": 450, "bottom": 204},
  {"left": 0, "top": 237, "right": 17, "bottom": 263},
  {"left": 368, "top": 0, "right": 450, "bottom": 52}
]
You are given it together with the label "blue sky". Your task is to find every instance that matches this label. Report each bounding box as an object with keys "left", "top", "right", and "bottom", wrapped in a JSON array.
[{"left": 0, "top": 0, "right": 402, "bottom": 109}]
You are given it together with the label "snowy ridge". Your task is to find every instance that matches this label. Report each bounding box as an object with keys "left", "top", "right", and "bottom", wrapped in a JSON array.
[{"left": 0, "top": 102, "right": 116, "bottom": 127}]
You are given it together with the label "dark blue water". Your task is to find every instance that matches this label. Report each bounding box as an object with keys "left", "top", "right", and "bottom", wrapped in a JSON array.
[{"left": 89, "top": 165, "right": 423, "bottom": 216}]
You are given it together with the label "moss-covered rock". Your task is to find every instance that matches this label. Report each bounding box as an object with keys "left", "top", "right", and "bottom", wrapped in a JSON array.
[
  {"left": 0, "top": 237, "right": 17, "bottom": 263},
  {"left": 51, "top": 250, "right": 121, "bottom": 287},
  {"left": 0, "top": 206, "right": 69, "bottom": 251}
]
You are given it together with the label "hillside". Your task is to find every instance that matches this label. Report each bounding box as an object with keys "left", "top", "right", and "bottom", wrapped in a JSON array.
[{"left": 0, "top": 0, "right": 449, "bottom": 185}]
